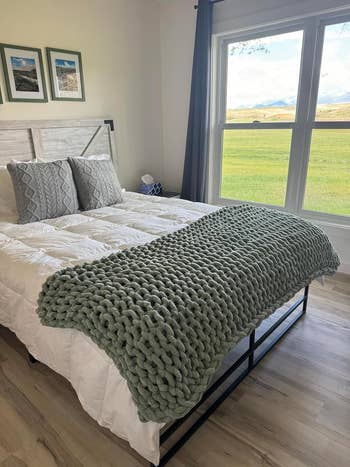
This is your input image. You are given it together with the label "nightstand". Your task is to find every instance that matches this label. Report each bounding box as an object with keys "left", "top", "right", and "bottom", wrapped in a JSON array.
[{"left": 161, "top": 191, "right": 180, "bottom": 198}]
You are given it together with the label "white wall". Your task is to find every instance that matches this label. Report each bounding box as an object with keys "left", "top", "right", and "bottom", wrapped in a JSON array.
[
  {"left": 0, "top": 0, "right": 163, "bottom": 191},
  {"left": 159, "top": 0, "right": 350, "bottom": 272}
]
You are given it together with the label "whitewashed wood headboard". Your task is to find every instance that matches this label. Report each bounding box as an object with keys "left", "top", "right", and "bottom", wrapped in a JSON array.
[{"left": 0, "top": 118, "right": 117, "bottom": 165}]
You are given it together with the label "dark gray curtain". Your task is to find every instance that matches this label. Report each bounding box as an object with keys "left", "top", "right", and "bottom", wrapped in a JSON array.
[{"left": 181, "top": 0, "right": 213, "bottom": 202}]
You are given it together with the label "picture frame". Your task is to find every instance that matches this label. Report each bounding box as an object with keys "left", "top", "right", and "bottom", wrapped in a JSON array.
[
  {"left": 47, "top": 48, "right": 85, "bottom": 101},
  {"left": 0, "top": 84, "right": 2, "bottom": 104},
  {"left": 0, "top": 43, "right": 48, "bottom": 103}
]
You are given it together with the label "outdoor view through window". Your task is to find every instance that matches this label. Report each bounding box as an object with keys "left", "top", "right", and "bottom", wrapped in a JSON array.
[
  {"left": 304, "top": 22, "right": 350, "bottom": 215},
  {"left": 221, "top": 22, "right": 350, "bottom": 217}
]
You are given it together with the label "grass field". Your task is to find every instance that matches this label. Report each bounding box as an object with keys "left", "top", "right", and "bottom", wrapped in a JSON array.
[{"left": 221, "top": 106, "right": 350, "bottom": 216}]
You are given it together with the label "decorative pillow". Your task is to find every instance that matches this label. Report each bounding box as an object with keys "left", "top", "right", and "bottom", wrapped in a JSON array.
[
  {"left": 7, "top": 160, "right": 79, "bottom": 224},
  {"left": 68, "top": 158, "right": 123, "bottom": 210},
  {"left": 36, "top": 153, "right": 110, "bottom": 162},
  {"left": 80, "top": 154, "right": 111, "bottom": 160},
  {"left": 0, "top": 166, "right": 17, "bottom": 219}
]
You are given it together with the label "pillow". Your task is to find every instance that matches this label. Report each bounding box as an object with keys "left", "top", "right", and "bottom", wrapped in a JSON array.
[
  {"left": 37, "top": 153, "right": 110, "bottom": 162},
  {"left": 81, "top": 154, "right": 110, "bottom": 161},
  {"left": 0, "top": 166, "right": 17, "bottom": 218},
  {"left": 7, "top": 160, "right": 79, "bottom": 224},
  {"left": 68, "top": 158, "right": 123, "bottom": 210}
]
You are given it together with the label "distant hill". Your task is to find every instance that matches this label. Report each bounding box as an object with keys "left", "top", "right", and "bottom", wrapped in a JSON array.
[
  {"left": 255, "top": 100, "right": 289, "bottom": 108},
  {"left": 227, "top": 102, "right": 350, "bottom": 123},
  {"left": 318, "top": 92, "right": 350, "bottom": 105},
  {"left": 238, "top": 93, "right": 350, "bottom": 110}
]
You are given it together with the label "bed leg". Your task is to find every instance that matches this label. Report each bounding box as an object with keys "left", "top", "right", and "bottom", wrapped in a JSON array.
[
  {"left": 302, "top": 285, "right": 309, "bottom": 314},
  {"left": 248, "top": 330, "right": 255, "bottom": 370},
  {"left": 28, "top": 352, "right": 38, "bottom": 364}
]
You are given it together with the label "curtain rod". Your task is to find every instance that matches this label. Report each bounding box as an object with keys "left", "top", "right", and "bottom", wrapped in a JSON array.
[{"left": 194, "top": 0, "right": 224, "bottom": 9}]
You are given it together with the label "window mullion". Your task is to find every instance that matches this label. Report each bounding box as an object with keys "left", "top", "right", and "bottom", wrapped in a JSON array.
[
  {"left": 298, "top": 22, "right": 327, "bottom": 213},
  {"left": 208, "top": 38, "right": 228, "bottom": 203},
  {"left": 224, "top": 123, "right": 294, "bottom": 130},
  {"left": 284, "top": 19, "right": 321, "bottom": 214}
]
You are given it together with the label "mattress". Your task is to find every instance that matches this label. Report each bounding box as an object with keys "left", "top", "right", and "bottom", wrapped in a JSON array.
[{"left": 0, "top": 191, "right": 219, "bottom": 465}]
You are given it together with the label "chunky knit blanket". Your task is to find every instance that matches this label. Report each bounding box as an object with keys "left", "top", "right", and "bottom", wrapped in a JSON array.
[{"left": 37, "top": 205, "right": 339, "bottom": 423}]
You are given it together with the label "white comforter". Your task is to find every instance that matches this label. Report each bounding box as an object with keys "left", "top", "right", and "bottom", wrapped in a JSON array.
[{"left": 0, "top": 192, "right": 219, "bottom": 465}]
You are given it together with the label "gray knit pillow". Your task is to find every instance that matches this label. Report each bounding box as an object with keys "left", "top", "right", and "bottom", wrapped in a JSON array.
[
  {"left": 68, "top": 158, "right": 123, "bottom": 210},
  {"left": 7, "top": 160, "right": 79, "bottom": 224}
]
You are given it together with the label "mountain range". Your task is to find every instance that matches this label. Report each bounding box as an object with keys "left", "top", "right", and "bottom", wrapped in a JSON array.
[{"left": 243, "top": 92, "right": 350, "bottom": 109}]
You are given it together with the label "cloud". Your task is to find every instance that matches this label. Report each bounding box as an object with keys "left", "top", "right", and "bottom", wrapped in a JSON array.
[
  {"left": 10, "top": 56, "right": 36, "bottom": 69},
  {"left": 227, "top": 55, "right": 301, "bottom": 108},
  {"left": 55, "top": 59, "right": 76, "bottom": 69},
  {"left": 226, "top": 30, "right": 350, "bottom": 108}
]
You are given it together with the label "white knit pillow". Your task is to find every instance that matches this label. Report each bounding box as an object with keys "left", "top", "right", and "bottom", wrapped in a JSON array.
[{"left": 0, "top": 166, "right": 17, "bottom": 219}]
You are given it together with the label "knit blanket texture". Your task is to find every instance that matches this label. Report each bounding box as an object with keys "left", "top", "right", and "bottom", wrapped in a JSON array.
[{"left": 37, "top": 205, "right": 339, "bottom": 422}]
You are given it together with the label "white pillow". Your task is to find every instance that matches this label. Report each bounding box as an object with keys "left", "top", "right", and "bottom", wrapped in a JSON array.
[
  {"left": 77, "top": 154, "right": 111, "bottom": 161},
  {"left": 0, "top": 166, "right": 17, "bottom": 218},
  {"left": 37, "top": 154, "right": 111, "bottom": 162}
]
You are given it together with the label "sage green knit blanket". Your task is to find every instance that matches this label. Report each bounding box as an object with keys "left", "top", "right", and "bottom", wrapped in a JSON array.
[{"left": 37, "top": 205, "right": 339, "bottom": 423}]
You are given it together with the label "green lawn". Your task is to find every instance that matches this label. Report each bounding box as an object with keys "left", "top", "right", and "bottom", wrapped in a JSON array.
[{"left": 221, "top": 129, "right": 350, "bottom": 216}]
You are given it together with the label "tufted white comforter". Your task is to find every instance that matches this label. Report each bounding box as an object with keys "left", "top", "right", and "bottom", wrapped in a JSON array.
[{"left": 0, "top": 191, "right": 219, "bottom": 465}]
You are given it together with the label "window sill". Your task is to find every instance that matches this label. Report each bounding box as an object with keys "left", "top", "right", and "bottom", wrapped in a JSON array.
[{"left": 213, "top": 197, "right": 350, "bottom": 229}]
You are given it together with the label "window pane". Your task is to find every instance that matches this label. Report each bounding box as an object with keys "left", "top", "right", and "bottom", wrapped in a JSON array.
[
  {"left": 226, "top": 31, "right": 303, "bottom": 123},
  {"left": 316, "top": 22, "right": 350, "bottom": 121},
  {"left": 303, "top": 130, "right": 350, "bottom": 216},
  {"left": 221, "top": 129, "right": 292, "bottom": 206}
]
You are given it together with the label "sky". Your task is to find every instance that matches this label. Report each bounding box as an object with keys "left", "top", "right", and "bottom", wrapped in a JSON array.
[
  {"left": 11, "top": 57, "right": 36, "bottom": 70},
  {"left": 226, "top": 23, "right": 350, "bottom": 109},
  {"left": 55, "top": 59, "right": 76, "bottom": 69}
]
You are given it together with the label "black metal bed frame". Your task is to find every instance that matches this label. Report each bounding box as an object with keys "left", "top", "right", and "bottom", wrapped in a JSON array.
[{"left": 150, "top": 286, "right": 309, "bottom": 467}]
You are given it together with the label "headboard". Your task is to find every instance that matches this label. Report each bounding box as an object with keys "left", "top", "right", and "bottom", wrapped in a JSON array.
[{"left": 0, "top": 118, "right": 117, "bottom": 165}]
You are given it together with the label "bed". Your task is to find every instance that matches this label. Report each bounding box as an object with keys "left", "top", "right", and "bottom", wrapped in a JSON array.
[
  {"left": 0, "top": 119, "right": 339, "bottom": 466},
  {"left": 0, "top": 118, "right": 222, "bottom": 465}
]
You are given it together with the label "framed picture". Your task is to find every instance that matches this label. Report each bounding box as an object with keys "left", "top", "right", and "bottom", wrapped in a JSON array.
[
  {"left": 47, "top": 48, "right": 85, "bottom": 101},
  {"left": 0, "top": 43, "right": 47, "bottom": 102}
]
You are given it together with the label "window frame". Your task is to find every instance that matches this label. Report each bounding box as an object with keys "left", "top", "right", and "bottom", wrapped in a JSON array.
[{"left": 209, "top": 10, "right": 350, "bottom": 226}]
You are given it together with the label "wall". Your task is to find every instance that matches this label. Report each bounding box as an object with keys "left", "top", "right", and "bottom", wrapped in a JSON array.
[
  {"left": 214, "top": 0, "right": 350, "bottom": 33},
  {"left": 0, "top": 0, "right": 163, "bottom": 191},
  {"left": 159, "top": 0, "right": 197, "bottom": 192},
  {"left": 159, "top": 0, "right": 350, "bottom": 272}
]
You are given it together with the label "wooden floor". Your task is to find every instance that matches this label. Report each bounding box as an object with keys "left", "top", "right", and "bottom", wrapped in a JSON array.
[{"left": 0, "top": 274, "right": 349, "bottom": 467}]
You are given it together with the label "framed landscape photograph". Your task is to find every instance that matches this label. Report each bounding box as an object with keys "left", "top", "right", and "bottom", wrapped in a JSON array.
[
  {"left": 0, "top": 44, "right": 47, "bottom": 102},
  {"left": 47, "top": 48, "right": 85, "bottom": 101}
]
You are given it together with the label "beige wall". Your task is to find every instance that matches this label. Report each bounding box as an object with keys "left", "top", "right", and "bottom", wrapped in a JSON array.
[
  {"left": 159, "top": 0, "right": 196, "bottom": 192},
  {"left": 0, "top": 0, "right": 163, "bottom": 191}
]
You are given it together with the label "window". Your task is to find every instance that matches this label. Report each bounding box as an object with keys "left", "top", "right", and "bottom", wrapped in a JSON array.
[{"left": 212, "top": 13, "right": 350, "bottom": 223}]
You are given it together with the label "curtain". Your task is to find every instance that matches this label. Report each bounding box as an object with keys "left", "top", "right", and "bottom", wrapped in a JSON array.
[{"left": 181, "top": 0, "right": 213, "bottom": 202}]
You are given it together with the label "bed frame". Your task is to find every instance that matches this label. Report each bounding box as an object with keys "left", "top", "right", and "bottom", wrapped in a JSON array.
[
  {"left": 0, "top": 119, "right": 309, "bottom": 467},
  {"left": 0, "top": 118, "right": 117, "bottom": 164},
  {"left": 150, "top": 286, "right": 309, "bottom": 466}
]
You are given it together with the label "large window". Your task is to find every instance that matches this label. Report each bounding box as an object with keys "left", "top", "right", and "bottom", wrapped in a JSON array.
[{"left": 212, "top": 13, "right": 350, "bottom": 222}]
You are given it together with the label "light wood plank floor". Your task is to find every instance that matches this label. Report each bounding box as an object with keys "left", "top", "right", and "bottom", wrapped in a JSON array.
[{"left": 0, "top": 274, "right": 349, "bottom": 467}]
